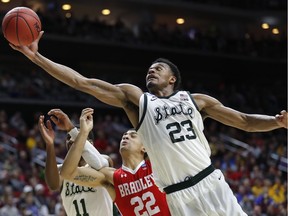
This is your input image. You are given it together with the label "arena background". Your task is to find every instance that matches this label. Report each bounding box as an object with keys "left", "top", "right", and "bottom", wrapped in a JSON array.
[{"left": 0, "top": 0, "right": 287, "bottom": 215}]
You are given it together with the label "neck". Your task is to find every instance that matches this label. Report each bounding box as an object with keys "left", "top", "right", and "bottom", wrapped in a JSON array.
[
  {"left": 150, "top": 88, "right": 175, "bottom": 97},
  {"left": 122, "top": 154, "right": 144, "bottom": 170}
]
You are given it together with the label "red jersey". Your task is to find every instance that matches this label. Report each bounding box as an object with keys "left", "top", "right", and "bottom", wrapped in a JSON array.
[{"left": 113, "top": 160, "right": 171, "bottom": 216}]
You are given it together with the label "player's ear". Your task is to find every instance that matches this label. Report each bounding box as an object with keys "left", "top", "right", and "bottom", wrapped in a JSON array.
[
  {"left": 141, "top": 147, "right": 146, "bottom": 154},
  {"left": 169, "top": 75, "right": 176, "bottom": 85}
]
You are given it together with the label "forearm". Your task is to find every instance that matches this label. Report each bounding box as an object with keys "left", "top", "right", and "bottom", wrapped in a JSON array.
[
  {"left": 45, "top": 145, "right": 61, "bottom": 190},
  {"left": 34, "top": 52, "right": 84, "bottom": 89},
  {"left": 82, "top": 143, "right": 109, "bottom": 169},
  {"left": 61, "top": 129, "right": 89, "bottom": 178},
  {"left": 245, "top": 114, "right": 280, "bottom": 132},
  {"left": 69, "top": 127, "right": 109, "bottom": 169}
]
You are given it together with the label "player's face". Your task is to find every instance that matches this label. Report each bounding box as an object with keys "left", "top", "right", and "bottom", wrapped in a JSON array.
[
  {"left": 120, "top": 130, "right": 143, "bottom": 153},
  {"left": 146, "top": 62, "right": 175, "bottom": 93}
]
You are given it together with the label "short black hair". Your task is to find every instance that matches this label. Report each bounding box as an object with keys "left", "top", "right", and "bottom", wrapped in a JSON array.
[{"left": 152, "top": 58, "right": 182, "bottom": 90}]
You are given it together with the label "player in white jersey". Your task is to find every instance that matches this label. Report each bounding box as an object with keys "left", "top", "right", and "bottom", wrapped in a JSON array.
[
  {"left": 38, "top": 109, "right": 114, "bottom": 216},
  {"left": 137, "top": 91, "right": 246, "bottom": 215},
  {"left": 11, "top": 35, "right": 288, "bottom": 215},
  {"left": 137, "top": 91, "right": 212, "bottom": 188},
  {"left": 60, "top": 171, "right": 112, "bottom": 216},
  {"left": 60, "top": 108, "right": 171, "bottom": 216}
]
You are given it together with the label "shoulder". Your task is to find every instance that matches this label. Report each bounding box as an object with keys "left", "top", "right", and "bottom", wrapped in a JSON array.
[
  {"left": 191, "top": 93, "right": 220, "bottom": 110},
  {"left": 113, "top": 167, "right": 123, "bottom": 175},
  {"left": 117, "top": 83, "right": 144, "bottom": 108},
  {"left": 116, "top": 83, "right": 143, "bottom": 97}
]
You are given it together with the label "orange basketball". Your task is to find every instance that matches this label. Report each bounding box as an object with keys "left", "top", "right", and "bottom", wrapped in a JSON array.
[{"left": 2, "top": 7, "right": 41, "bottom": 46}]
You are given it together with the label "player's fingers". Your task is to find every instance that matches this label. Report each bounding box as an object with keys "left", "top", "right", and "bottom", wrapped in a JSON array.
[
  {"left": 38, "top": 115, "right": 44, "bottom": 125},
  {"left": 48, "top": 112, "right": 65, "bottom": 120},
  {"left": 48, "top": 108, "right": 61, "bottom": 115},
  {"left": 36, "top": 31, "right": 44, "bottom": 41},
  {"left": 50, "top": 115, "right": 58, "bottom": 124},
  {"left": 82, "top": 107, "right": 93, "bottom": 112},
  {"left": 9, "top": 43, "right": 19, "bottom": 50},
  {"left": 46, "top": 120, "right": 52, "bottom": 130},
  {"left": 83, "top": 108, "right": 94, "bottom": 114},
  {"left": 86, "top": 113, "right": 93, "bottom": 120}
]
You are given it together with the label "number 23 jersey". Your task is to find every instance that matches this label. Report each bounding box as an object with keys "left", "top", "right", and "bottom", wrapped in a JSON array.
[
  {"left": 113, "top": 160, "right": 171, "bottom": 216},
  {"left": 137, "top": 91, "right": 212, "bottom": 189}
]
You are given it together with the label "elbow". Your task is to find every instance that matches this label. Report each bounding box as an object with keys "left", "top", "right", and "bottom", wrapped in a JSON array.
[
  {"left": 240, "top": 115, "right": 259, "bottom": 132},
  {"left": 45, "top": 178, "right": 60, "bottom": 191},
  {"left": 48, "top": 185, "right": 60, "bottom": 191},
  {"left": 239, "top": 121, "right": 258, "bottom": 132},
  {"left": 59, "top": 169, "right": 72, "bottom": 180},
  {"left": 73, "top": 77, "right": 89, "bottom": 92},
  {"left": 237, "top": 121, "right": 254, "bottom": 132}
]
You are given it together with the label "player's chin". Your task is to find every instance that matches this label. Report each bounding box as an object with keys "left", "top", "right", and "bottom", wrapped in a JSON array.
[
  {"left": 119, "top": 146, "right": 128, "bottom": 153},
  {"left": 146, "top": 81, "right": 156, "bottom": 91}
]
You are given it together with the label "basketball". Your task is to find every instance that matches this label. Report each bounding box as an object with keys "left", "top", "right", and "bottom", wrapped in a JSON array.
[{"left": 2, "top": 7, "right": 41, "bottom": 46}]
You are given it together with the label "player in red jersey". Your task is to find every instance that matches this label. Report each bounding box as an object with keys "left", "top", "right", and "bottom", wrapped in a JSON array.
[
  {"left": 111, "top": 143, "right": 168, "bottom": 216},
  {"left": 60, "top": 108, "right": 171, "bottom": 216}
]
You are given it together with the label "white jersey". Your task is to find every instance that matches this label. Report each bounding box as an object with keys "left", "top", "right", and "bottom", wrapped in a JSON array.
[
  {"left": 137, "top": 91, "right": 212, "bottom": 189},
  {"left": 59, "top": 165, "right": 113, "bottom": 216}
]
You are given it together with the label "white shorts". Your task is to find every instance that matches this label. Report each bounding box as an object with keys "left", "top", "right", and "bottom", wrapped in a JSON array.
[{"left": 166, "top": 169, "right": 248, "bottom": 216}]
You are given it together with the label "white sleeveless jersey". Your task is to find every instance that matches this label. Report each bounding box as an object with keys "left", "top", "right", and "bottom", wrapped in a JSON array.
[
  {"left": 137, "top": 91, "right": 212, "bottom": 189},
  {"left": 59, "top": 165, "right": 113, "bottom": 216}
]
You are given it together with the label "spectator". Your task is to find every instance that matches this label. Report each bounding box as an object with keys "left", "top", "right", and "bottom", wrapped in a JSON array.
[
  {"left": 17, "top": 185, "right": 39, "bottom": 216},
  {"left": 0, "top": 193, "right": 20, "bottom": 216}
]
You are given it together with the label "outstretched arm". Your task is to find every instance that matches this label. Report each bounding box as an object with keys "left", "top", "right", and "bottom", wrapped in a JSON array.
[
  {"left": 38, "top": 115, "right": 62, "bottom": 191},
  {"left": 60, "top": 108, "right": 105, "bottom": 187},
  {"left": 9, "top": 32, "right": 143, "bottom": 109},
  {"left": 194, "top": 93, "right": 287, "bottom": 132}
]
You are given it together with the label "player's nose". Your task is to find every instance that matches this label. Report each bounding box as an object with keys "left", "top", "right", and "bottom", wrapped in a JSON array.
[
  {"left": 122, "top": 135, "right": 129, "bottom": 140},
  {"left": 148, "top": 69, "right": 155, "bottom": 74}
]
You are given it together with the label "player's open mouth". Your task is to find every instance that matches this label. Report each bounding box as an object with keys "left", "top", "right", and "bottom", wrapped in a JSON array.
[
  {"left": 121, "top": 141, "right": 128, "bottom": 146},
  {"left": 148, "top": 78, "right": 155, "bottom": 81},
  {"left": 147, "top": 74, "right": 157, "bottom": 81}
]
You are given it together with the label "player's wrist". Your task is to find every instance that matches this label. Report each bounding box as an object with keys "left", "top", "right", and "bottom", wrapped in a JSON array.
[
  {"left": 68, "top": 127, "right": 79, "bottom": 141},
  {"left": 79, "top": 128, "right": 90, "bottom": 137},
  {"left": 66, "top": 124, "right": 75, "bottom": 132}
]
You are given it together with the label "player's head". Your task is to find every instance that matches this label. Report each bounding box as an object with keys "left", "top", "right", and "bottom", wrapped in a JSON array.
[
  {"left": 146, "top": 58, "right": 182, "bottom": 93},
  {"left": 65, "top": 127, "right": 94, "bottom": 149},
  {"left": 119, "top": 128, "right": 146, "bottom": 158}
]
